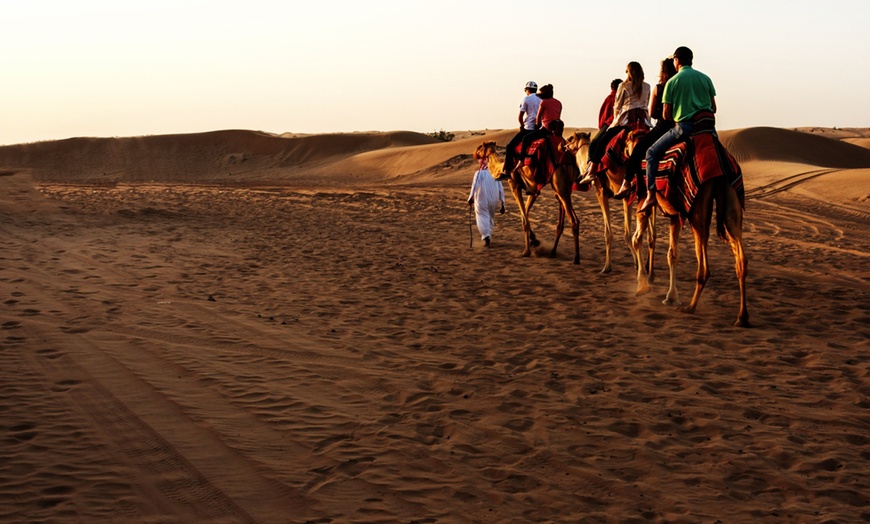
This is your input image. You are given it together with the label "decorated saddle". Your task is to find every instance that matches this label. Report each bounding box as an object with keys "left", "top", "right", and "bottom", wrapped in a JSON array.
[
  {"left": 515, "top": 131, "right": 574, "bottom": 194},
  {"left": 645, "top": 112, "right": 744, "bottom": 217},
  {"left": 594, "top": 127, "right": 632, "bottom": 176}
]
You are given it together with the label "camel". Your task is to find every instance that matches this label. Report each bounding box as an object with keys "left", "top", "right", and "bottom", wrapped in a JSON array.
[
  {"left": 474, "top": 140, "right": 506, "bottom": 180},
  {"left": 493, "top": 128, "right": 581, "bottom": 264},
  {"left": 625, "top": 130, "right": 749, "bottom": 327},
  {"left": 567, "top": 130, "right": 656, "bottom": 276}
]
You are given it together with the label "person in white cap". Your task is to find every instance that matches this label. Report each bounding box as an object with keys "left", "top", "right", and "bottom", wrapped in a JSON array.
[{"left": 498, "top": 81, "right": 541, "bottom": 180}]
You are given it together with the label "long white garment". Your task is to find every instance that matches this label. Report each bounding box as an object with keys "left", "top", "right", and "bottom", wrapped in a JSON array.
[{"left": 467, "top": 167, "right": 505, "bottom": 239}]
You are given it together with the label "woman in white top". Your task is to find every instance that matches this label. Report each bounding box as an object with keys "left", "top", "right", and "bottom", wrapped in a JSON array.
[
  {"left": 581, "top": 61, "right": 652, "bottom": 180},
  {"left": 611, "top": 61, "right": 651, "bottom": 130}
]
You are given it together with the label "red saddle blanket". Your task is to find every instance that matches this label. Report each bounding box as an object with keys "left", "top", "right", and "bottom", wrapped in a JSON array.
[
  {"left": 639, "top": 124, "right": 744, "bottom": 217},
  {"left": 594, "top": 127, "right": 631, "bottom": 176},
  {"left": 516, "top": 134, "right": 573, "bottom": 193}
]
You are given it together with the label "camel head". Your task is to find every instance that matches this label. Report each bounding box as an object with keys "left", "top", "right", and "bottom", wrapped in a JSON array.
[
  {"left": 474, "top": 140, "right": 498, "bottom": 160},
  {"left": 566, "top": 131, "right": 591, "bottom": 166},
  {"left": 625, "top": 129, "right": 649, "bottom": 157},
  {"left": 566, "top": 131, "right": 591, "bottom": 153}
]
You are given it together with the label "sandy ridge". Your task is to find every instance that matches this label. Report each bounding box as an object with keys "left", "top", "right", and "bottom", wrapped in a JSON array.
[{"left": 1, "top": 126, "right": 867, "bottom": 189}]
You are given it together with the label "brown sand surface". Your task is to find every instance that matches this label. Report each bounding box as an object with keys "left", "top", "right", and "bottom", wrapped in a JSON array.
[
  {"left": 843, "top": 138, "right": 870, "bottom": 150},
  {"left": 1, "top": 127, "right": 869, "bottom": 523}
]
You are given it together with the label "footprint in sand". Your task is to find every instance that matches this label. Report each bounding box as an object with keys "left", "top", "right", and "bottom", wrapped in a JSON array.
[
  {"left": 52, "top": 379, "right": 82, "bottom": 393},
  {"left": 60, "top": 326, "right": 90, "bottom": 334},
  {"left": 36, "top": 348, "right": 64, "bottom": 359},
  {"left": 10, "top": 422, "right": 37, "bottom": 441},
  {"left": 3, "top": 335, "right": 26, "bottom": 347}
]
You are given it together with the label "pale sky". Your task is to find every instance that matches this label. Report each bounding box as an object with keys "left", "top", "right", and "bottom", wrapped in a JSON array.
[{"left": 2, "top": 0, "right": 868, "bottom": 145}]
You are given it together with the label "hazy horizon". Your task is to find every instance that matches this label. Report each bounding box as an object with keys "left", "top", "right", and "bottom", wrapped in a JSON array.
[{"left": 2, "top": 0, "right": 868, "bottom": 145}]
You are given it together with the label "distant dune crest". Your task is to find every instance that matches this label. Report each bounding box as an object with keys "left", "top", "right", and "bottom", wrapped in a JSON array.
[{"left": 0, "top": 127, "right": 868, "bottom": 186}]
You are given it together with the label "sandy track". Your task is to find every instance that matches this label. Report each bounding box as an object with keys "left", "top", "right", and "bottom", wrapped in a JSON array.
[{"left": 1, "top": 175, "right": 869, "bottom": 522}]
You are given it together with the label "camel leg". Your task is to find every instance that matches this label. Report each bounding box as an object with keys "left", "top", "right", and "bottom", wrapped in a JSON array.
[
  {"left": 729, "top": 234, "right": 749, "bottom": 327},
  {"left": 632, "top": 210, "right": 651, "bottom": 295},
  {"left": 550, "top": 201, "right": 565, "bottom": 258},
  {"left": 663, "top": 216, "right": 682, "bottom": 306},
  {"left": 683, "top": 183, "right": 715, "bottom": 314},
  {"left": 596, "top": 186, "right": 613, "bottom": 273},
  {"left": 568, "top": 198, "right": 581, "bottom": 265},
  {"left": 621, "top": 198, "right": 634, "bottom": 269},
  {"left": 647, "top": 210, "right": 657, "bottom": 283},
  {"left": 551, "top": 177, "right": 580, "bottom": 264},
  {"left": 723, "top": 187, "right": 750, "bottom": 327},
  {"left": 516, "top": 169, "right": 541, "bottom": 249},
  {"left": 684, "top": 219, "right": 710, "bottom": 314},
  {"left": 509, "top": 180, "right": 533, "bottom": 258},
  {"left": 526, "top": 193, "right": 539, "bottom": 247}
]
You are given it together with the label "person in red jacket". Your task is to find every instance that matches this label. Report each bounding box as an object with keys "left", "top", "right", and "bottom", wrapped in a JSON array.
[{"left": 598, "top": 78, "right": 623, "bottom": 130}]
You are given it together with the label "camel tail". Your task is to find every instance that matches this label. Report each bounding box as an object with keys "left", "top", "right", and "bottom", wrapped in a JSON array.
[
  {"left": 713, "top": 176, "right": 726, "bottom": 240},
  {"left": 714, "top": 177, "right": 729, "bottom": 241}
]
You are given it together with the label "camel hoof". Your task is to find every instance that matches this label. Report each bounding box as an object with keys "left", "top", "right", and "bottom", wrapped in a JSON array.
[
  {"left": 573, "top": 257, "right": 580, "bottom": 265},
  {"left": 677, "top": 304, "right": 693, "bottom": 312},
  {"left": 530, "top": 239, "right": 541, "bottom": 248},
  {"left": 521, "top": 251, "right": 531, "bottom": 258},
  {"left": 664, "top": 298, "right": 683, "bottom": 307},
  {"left": 635, "top": 283, "right": 651, "bottom": 296},
  {"left": 600, "top": 266, "right": 612, "bottom": 274},
  {"left": 734, "top": 316, "right": 751, "bottom": 328}
]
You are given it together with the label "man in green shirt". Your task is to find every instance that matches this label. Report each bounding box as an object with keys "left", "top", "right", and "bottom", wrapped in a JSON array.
[{"left": 639, "top": 46, "right": 717, "bottom": 212}]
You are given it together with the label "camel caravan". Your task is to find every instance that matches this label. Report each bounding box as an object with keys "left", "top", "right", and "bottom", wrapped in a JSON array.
[{"left": 471, "top": 47, "right": 749, "bottom": 327}]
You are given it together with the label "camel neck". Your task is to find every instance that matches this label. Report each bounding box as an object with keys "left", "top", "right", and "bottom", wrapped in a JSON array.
[{"left": 485, "top": 153, "right": 503, "bottom": 175}]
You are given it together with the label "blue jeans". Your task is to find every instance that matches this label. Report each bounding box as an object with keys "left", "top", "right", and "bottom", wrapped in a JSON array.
[{"left": 645, "top": 121, "right": 693, "bottom": 191}]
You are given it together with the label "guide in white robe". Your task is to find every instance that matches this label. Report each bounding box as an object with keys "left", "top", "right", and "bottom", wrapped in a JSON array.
[{"left": 467, "top": 164, "right": 505, "bottom": 242}]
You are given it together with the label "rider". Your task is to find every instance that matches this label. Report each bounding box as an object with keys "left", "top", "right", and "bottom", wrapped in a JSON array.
[
  {"left": 537, "top": 84, "right": 562, "bottom": 129},
  {"left": 499, "top": 84, "right": 563, "bottom": 183},
  {"left": 500, "top": 81, "right": 542, "bottom": 180},
  {"left": 520, "top": 83, "right": 563, "bottom": 149},
  {"left": 614, "top": 56, "right": 677, "bottom": 199},
  {"left": 580, "top": 62, "right": 651, "bottom": 184},
  {"left": 596, "top": 78, "right": 623, "bottom": 140},
  {"left": 639, "top": 46, "right": 717, "bottom": 212}
]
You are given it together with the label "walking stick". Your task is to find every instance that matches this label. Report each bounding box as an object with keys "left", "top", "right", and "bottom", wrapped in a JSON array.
[{"left": 468, "top": 205, "right": 474, "bottom": 248}]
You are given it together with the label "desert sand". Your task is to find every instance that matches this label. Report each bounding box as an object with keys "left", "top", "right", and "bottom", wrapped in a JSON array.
[{"left": 1, "top": 125, "right": 869, "bottom": 523}]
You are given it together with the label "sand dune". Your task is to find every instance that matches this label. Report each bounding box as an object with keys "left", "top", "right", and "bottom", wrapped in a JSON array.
[
  {"left": 0, "top": 128, "right": 564, "bottom": 186},
  {"left": 721, "top": 127, "right": 870, "bottom": 168},
  {"left": 0, "top": 130, "right": 443, "bottom": 185},
  {"left": 2, "top": 125, "right": 869, "bottom": 190},
  {"left": 1, "top": 126, "right": 869, "bottom": 523}
]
